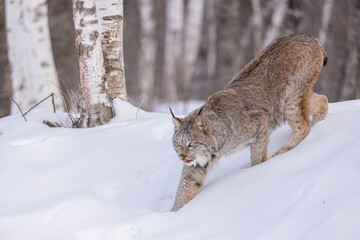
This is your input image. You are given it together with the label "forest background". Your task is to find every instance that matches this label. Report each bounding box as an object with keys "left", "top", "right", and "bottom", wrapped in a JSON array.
[{"left": 0, "top": 0, "right": 359, "bottom": 118}]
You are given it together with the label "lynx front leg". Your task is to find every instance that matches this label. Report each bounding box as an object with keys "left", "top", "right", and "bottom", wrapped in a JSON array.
[
  {"left": 309, "top": 92, "right": 328, "bottom": 126},
  {"left": 249, "top": 114, "right": 271, "bottom": 166},
  {"left": 274, "top": 102, "right": 311, "bottom": 157},
  {"left": 171, "top": 165, "right": 208, "bottom": 211}
]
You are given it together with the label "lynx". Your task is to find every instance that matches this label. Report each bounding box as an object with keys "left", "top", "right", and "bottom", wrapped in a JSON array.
[{"left": 170, "top": 34, "right": 328, "bottom": 211}]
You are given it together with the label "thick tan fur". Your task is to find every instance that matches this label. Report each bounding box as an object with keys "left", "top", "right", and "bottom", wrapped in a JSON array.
[{"left": 171, "top": 34, "right": 328, "bottom": 211}]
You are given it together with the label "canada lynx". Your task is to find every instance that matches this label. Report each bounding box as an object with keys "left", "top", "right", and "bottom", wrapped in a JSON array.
[{"left": 170, "top": 34, "right": 328, "bottom": 211}]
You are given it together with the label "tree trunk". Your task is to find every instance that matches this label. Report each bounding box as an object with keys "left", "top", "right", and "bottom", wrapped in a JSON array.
[
  {"left": 0, "top": 0, "right": 12, "bottom": 118},
  {"left": 283, "top": 0, "right": 306, "bottom": 33},
  {"left": 251, "top": 0, "right": 263, "bottom": 54},
  {"left": 72, "top": 0, "right": 114, "bottom": 127},
  {"left": 318, "top": 0, "right": 334, "bottom": 46},
  {"left": 214, "top": 0, "right": 241, "bottom": 89},
  {"left": 6, "top": 0, "right": 63, "bottom": 113},
  {"left": 179, "top": 0, "right": 204, "bottom": 103},
  {"left": 138, "top": 0, "right": 157, "bottom": 111},
  {"left": 263, "top": 0, "right": 288, "bottom": 48},
  {"left": 48, "top": 0, "right": 80, "bottom": 101},
  {"left": 163, "top": 0, "right": 184, "bottom": 103},
  {"left": 95, "top": 0, "right": 127, "bottom": 101},
  {"left": 339, "top": 0, "right": 360, "bottom": 100}
]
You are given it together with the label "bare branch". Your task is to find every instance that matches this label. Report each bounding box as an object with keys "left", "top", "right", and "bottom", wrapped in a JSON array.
[
  {"left": 23, "top": 93, "right": 55, "bottom": 116},
  {"left": 0, "top": 88, "right": 27, "bottom": 122}
]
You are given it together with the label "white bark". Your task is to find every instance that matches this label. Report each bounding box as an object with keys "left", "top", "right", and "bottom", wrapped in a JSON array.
[
  {"left": 181, "top": 0, "right": 204, "bottom": 102},
  {"left": 6, "top": 0, "right": 63, "bottom": 113},
  {"left": 318, "top": 0, "right": 334, "bottom": 46},
  {"left": 138, "top": 0, "right": 157, "bottom": 110},
  {"left": 73, "top": 0, "right": 114, "bottom": 127},
  {"left": 95, "top": 0, "right": 127, "bottom": 101},
  {"left": 263, "top": 0, "right": 288, "bottom": 48},
  {"left": 163, "top": 0, "right": 184, "bottom": 102},
  {"left": 251, "top": 0, "right": 263, "bottom": 54},
  {"left": 206, "top": 0, "right": 217, "bottom": 93}
]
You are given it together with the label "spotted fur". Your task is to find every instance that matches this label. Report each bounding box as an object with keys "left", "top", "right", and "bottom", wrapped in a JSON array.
[{"left": 171, "top": 34, "right": 328, "bottom": 211}]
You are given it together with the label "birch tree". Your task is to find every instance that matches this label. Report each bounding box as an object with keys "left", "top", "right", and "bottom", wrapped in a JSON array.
[
  {"left": 339, "top": 0, "right": 360, "bottom": 100},
  {"left": 318, "top": 0, "right": 334, "bottom": 46},
  {"left": 138, "top": 0, "right": 157, "bottom": 110},
  {"left": 95, "top": 0, "right": 127, "bottom": 101},
  {"left": 251, "top": 0, "right": 263, "bottom": 54},
  {"left": 5, "top": 0, "right": 63, "bottom": 113},
  {"left": 214, "top": 0, "right": 241, "bottom": 88},
  {"left": 0, "top": 0, "right": 12, "bottom": 117},
  {"left": 263, "top": 0, "right": 288, "bottom": 48},
  {"left": 180, "top": 0, "right": 204, "bottom": 103},
  {"left": 163, "top": 0, "right": 183, "bottom": 103},
  {"left": 72, "top": 0, "right": 114, "bottom": 127}
]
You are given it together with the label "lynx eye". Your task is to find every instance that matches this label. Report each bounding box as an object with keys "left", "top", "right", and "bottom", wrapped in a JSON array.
[
  {"left": 176, "top": 141, "right": 181, "bottom": 147},
  {"left": 188, "top": 141, "right": 196, "bottom": 148}
]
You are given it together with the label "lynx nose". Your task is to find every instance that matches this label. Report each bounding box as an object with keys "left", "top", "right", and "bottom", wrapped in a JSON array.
[{"left": 179, "top": 154, "right": 186, "bottom": 160}]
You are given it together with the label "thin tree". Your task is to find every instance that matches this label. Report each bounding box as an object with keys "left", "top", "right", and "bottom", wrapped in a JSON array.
[
  {"left": 72, "top": 0, "right": 114, "bottom": 127},
  {"left": 163, "top": 0, "right": 184, "bottom": 103},
  {"left": 95, "top": 0, "right": 127, "bottom": 101},
  {"left": 180, "top": 0, "right": 204, "bottom": 103},
  {"left": 0, "top": 0, "right": 12, "bottom": 118},
  {"left": 5, "top": 0, "right": 64, "bottom": 113},
  {"left": 138, "top": 0, "right": 157, "bottom": 110}
]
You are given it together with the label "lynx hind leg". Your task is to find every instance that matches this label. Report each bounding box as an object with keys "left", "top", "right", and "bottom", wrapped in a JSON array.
[
  {"left": 309, "top": 92, "right": 328, "bottom": 126},
  {"left": 273, "top": 98, "right": 311, "bottom": 157}
]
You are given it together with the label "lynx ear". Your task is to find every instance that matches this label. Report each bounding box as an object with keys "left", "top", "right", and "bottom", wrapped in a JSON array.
[
  {"left": 172, "top": 117, "right": 183, "bottom": 131},
  {"left": 169, "top": 107, "right": 183, "bottom": 131},
  {"left": 194, "top": 115, "right": 207, "bottom": 130}
]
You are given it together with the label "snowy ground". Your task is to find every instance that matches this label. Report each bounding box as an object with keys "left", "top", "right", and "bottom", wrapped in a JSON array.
[{"left": 0, "top": 99, "right": 360, "bottom": 240}]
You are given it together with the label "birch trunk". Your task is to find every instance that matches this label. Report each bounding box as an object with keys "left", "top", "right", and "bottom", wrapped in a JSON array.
[
  {"left": 251, "top": 0, "right": 263, "bottom": 54},
  {"left": 339, "top": 0, "right": 360, "bottom": 100},
  {"left": 214, "top": 0, "right": 241, "bottom": 88},
  {"left": 0, "top": 0, "right": 12, "bottom": 117},
  {"left": 6, "top": 0, "right": 63, "bottom": 113},
  {"left": 163, "top": 0, "right": 183, "bottom": 102},
  {"left": 205, "top": 0, "right": 217, "bottom": 94},
  {"left": 72, "top": 0, "right": 114, "bottom": 127},
  {"left": 95, "top": 0, "right": 127, "bottom": 101},
  {"left": 318, "top": 0, "right": 334, "bottom": 46},
  {"left": 137, "top": 0, "right": 157, "bottom": 110},
  {"left": 180, "top": 0, "right": 204, "bottom": 102},
  {"left": 263, "top": 0, "right": 288, "bottom": 48}
]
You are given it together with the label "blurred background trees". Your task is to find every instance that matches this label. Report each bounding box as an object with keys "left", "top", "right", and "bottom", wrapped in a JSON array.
[{"left": 0, "top": 0, "right": 359, "bottom": 117}]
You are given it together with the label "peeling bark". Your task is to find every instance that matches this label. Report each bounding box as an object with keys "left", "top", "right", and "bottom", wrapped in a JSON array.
[
  {"left": 72, "top": 0, "right": 114, "bottom": 127},
  {"left": 95, "top": 0, "right": 127, "bottom": 101}
]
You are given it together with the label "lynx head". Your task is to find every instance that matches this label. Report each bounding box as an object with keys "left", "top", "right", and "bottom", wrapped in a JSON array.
[{"left": 170, "top": 107, "right": 216, "bottom": 167}]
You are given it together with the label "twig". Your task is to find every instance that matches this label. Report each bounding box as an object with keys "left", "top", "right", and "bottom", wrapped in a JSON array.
[
  {"left": 136, "top": 99, "right": 144, "bottom": 119},
  {"left": 23, "top": 93, "right": 55, "bottom": 116},
  {"left": 0, "top": 88, "right": 27, "bottom": 122}
]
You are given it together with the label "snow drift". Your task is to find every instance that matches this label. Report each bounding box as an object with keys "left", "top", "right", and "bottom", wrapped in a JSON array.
[{"left": 0, "top": 99, "right": 359, "bottom": 240}]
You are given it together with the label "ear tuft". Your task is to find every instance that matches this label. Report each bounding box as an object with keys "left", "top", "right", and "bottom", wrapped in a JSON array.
[
  {"left": 194, "top": 115, "right": 207, "bottom": 130},
  {"left": 172, "top": 117, "right": 183, "bottom": 131}
]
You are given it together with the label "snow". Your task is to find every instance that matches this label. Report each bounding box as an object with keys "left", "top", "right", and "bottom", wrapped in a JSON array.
[{"left": 1, "top": 99, "right": 360, "bottom": 240}]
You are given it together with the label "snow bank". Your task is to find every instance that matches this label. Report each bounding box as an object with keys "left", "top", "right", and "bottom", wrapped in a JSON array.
[{"left": 0, "top": 100, "right": 359, "bottom": 240}]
